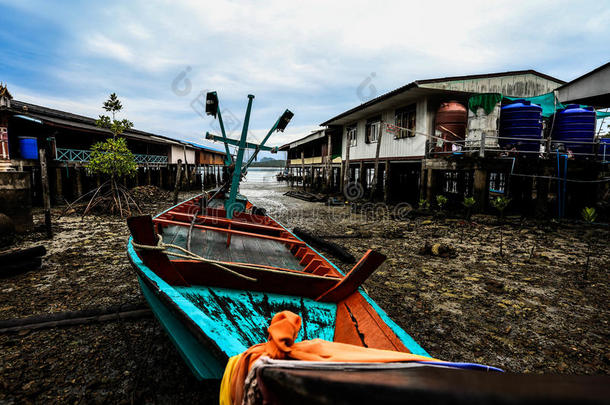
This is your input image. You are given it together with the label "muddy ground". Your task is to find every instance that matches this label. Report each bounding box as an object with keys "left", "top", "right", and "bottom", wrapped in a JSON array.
[{"left": 1, "top": 182, "right": 609, "bottom": 404}]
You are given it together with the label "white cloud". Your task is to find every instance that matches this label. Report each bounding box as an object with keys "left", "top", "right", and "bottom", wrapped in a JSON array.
[{"left": 3, "top": 0, "right": 609, "bottom": 148}]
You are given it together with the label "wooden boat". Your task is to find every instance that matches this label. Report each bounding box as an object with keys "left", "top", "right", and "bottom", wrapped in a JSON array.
[
  {"left": 127, "top": 92, "right": 436, "bottom": 379},
  {"left": 126, "top": 191, "right": 430, "bottom": 380}
]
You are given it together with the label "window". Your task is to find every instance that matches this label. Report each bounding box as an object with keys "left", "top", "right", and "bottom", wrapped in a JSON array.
[
  {"left": 489, "top": 172, "right": 506, "bottom": 194},
  {"left": 365, "top": 117, "right": 381, "bottom": 144},
  {"left": 395, "top": 105, "right": 416, "bottom": 139},
  {"left": 347, "top": 125, "right": 357, "bottom": 147}
]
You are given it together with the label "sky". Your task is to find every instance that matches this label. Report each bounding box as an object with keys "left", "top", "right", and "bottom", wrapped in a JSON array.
[{"left": 1, "top": 0, "right": 609, "bottom": 158}]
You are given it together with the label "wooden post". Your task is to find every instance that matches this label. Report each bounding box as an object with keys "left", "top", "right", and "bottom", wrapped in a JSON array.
[
  {"left": 55, "top": 167, "right": 63, "bottom": 202},
  {"left": 384, "top": 161, "right": 391, "bottom": 203},
  {"left": 301, "top": 150, "right": 306, "bottom": 191},
  {"left": 343, "top": 137, "right": 351, "bottom": 193},
  {"left": 173, "top": 159, "right": 182, "bottom": 205},
  {"left": 358, "top": 161, "right": 364, "bottom": 192},
  {"left": 158, "top": 167, "right": 163, "bottom": 188},
  {"left": 146, "top": 163, "right": 151, "bottom": 185},
  {"left": 473, "top": 167, "right": 488, "bottom": 212},
  {"left": 371, "top": 127, "right": 384, "bottom": 200},
  {"left": 326, "top": 132, "right": 332, "bottom": 190},
  {"left": 426, "top": 168, "right": 434, "bottom": 203},
  {"left": 183, "top": 146, "right": 191, "bottom": 189},
  {"left": 75, "top": 167, "right": 83, "bottom": 198},
  {"left": 39, "top": 149, "right": 52, "bottom": 238}
]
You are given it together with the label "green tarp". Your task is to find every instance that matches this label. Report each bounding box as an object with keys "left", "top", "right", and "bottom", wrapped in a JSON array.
[
  {"left": 504, "top": 92, "right": 563, "bottom": 117},
  {"left": 503, "top": 92, "right": 609, "bottom": 119},
  {"left": 468, "top": 93, "right": 503, "bottom": 115},
  {"left": 596, "top": 110, "right": 610, "bottom": 119}
]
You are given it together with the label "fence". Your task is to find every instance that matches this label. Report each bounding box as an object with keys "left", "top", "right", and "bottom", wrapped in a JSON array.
[{"left": 55, "top": 148, "right": 168, "bottom": 165}]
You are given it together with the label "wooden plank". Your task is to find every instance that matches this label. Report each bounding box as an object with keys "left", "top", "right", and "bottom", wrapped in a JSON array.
[
  {"left": 256, "top": 366, "right": 610, "bottom": 405},
  {"left": 316, "top": 250, "right": 386, "bottom": 303},
  {"left": 153, "top": 218, "right": 304, "bottom": 246},
  {"left": 333, "top": 293, "right": 408, "bottom": 352},
  {"left": 166, "top": 212, "right": 283, "bottom": 233}
]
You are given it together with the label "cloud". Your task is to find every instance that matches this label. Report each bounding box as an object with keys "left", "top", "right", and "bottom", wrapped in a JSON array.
[
  {"left": 86, "top": 34, "right": 134, "bottom": 64},
  {"left": 1, "top": 0, "right": 609, "bottom": 150}
]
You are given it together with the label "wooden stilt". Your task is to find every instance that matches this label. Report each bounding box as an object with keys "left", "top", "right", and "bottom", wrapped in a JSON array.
[
  {"left": 39, "top": 149, "right": 52, "bottom": 238},
  {"left": 55, "top": 167, "right": 63, "bottom": 202},
  {"left": 173, "top": 159, "right": 182, "bottom": 205},
  {"left": 384, "top": 161, "right": 391, "bottom": 203},
  {"left": 75, "top": 167, "right": 83, "bottom": 198}
]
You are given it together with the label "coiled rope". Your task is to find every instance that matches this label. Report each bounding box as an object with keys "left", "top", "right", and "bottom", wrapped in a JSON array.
[{"left": 131, "top": 234, "right": 257, "bottom": 282}]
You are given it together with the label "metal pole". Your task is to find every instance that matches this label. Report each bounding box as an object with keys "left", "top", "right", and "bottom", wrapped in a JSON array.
[
  {"left": 242, "top": 114, "right": 281, "bottom": 172},
  {"left": 216, "top": 108, "right": 234, "bottom": 164},
  {"left": 226, "top": 95, "right": 254, "bottom": 219}
]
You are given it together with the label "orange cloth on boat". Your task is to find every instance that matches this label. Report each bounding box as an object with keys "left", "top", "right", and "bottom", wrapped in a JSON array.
[{"left": 226, "top": 310, "right": 438, "bottom": 405}]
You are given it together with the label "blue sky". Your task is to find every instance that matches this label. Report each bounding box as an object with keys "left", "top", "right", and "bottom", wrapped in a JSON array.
[{"left": 1, "top": 0, "right": 609, "bottom": 158}]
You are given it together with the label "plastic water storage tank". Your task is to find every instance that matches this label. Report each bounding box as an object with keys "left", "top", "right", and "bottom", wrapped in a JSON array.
[
  {"left": 499, "top": 100, "right": 542, "bottom": 153},
  {"left": 435, "top": 101, "right": 467, "bottom": 153},
  {"left": 18, "top": 136, "right": 38, "bottom": 160},
  {"left": 551, "top": 104, "right": 596, "bottom": 155}
]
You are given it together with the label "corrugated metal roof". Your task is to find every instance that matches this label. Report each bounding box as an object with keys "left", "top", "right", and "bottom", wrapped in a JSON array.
[
  {"left": 7, "top": 100, "right": 225, "bottom": 154},
  {"left": 321, "top": 70, "right": 565, "bottom": 126}
]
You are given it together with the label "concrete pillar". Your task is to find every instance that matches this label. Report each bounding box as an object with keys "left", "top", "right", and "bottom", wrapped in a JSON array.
[
  {"left": 146, "top": 165, "right": 152, "bottom": 185},
  {"left": 158, "top": 167, "right": 163, "bottom": 188}
]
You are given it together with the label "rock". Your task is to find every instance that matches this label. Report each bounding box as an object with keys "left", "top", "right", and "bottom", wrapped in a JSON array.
[{"left": 484, "top": 279, "right": 505, "bottom": 294}]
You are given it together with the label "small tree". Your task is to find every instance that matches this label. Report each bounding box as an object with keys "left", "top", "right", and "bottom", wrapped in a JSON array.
[
  {"left": 491, "top": 196, "right": 511, "bottom": 222},
  {"left": 418, "top": 198, "right": 430, "bottom": 211},
  {"left": 463, "top": 196, "right": 476, "bottom": 221},
  {"left": 436, "top": 195, "right": 448, "bottom": 211},
  {"left": 64, "top": 93, "right": 141, "bottom": 217},
  {"left": 490, "top": 196, "right": 511, "bottom": 257},
  {"left": 581, "top": 207, "right": 597, "bottom": 279}
]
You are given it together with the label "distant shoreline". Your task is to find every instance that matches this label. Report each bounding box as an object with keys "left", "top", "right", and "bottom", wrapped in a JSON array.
[{"left": 249, "top": 159, "right": 286, "bottom": 168}]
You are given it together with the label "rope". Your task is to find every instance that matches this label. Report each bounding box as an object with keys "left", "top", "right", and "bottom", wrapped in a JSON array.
[{"left": 131, "top": 234, "right": 257, "bottom": 282}]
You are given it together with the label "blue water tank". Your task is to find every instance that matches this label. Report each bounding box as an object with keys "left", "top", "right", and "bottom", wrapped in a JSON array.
[
  {"left": 18, "top": 136, "right": 39, "bottom": 160},
  {"left": 499, "top": 100, "right": 543, "bottom": 152},
  {"left": 551, "top": 104, "right": 596, "bottom": 155}
]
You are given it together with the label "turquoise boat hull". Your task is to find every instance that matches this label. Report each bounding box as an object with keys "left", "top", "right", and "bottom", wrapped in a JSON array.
[{"left": 127, "top": 194, "right": 428, "bottom": 380}]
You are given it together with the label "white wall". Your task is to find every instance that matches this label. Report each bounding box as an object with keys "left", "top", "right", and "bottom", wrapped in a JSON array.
[
  {"left": 341, "top": 97, "right": 429, "bottom": 161},
  {"left": 169, "top": 145, "right": 196, "bottom": 164}
]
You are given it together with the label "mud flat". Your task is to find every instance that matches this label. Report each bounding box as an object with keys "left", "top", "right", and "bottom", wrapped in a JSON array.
[{"left": 1, "top": 183, "right": 609, "bottom": 403}]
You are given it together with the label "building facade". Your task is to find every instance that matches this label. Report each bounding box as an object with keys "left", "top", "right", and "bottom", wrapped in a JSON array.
[{"left": 0, "top": 86, "right": 226, "bottom": 207}]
